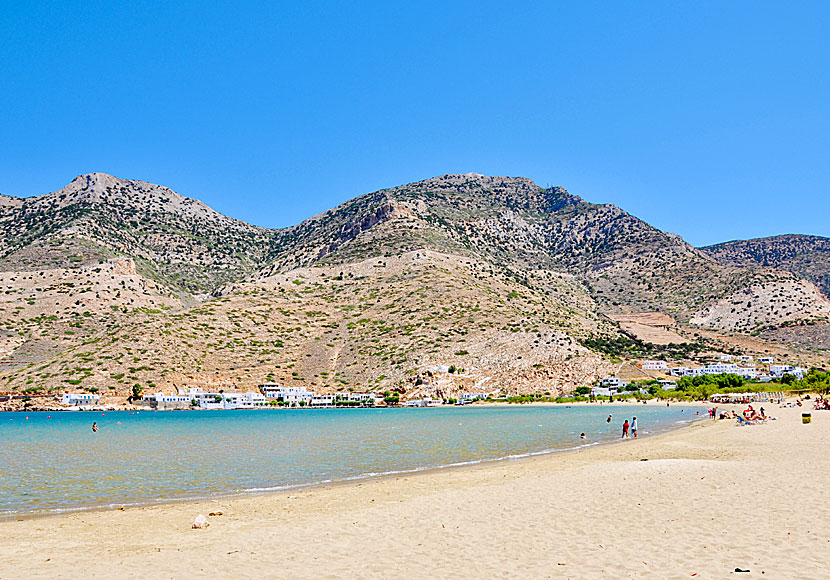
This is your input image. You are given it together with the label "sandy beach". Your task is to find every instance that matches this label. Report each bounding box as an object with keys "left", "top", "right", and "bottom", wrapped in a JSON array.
[{"left": 2, "top": 405, "right": 829, "bottom": 579}]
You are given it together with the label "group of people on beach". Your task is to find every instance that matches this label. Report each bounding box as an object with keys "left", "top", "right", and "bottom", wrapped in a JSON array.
[
  {"left": 742, "top": 405, "right": 767, "bottom": 422},
  {"left": 580, "top": 415, "right": 640, "bottom": 441},
  {"left": 813, "top": 397, "right": 830, "bottom": 410},
  {"left": 604, "top": 414, "right": 638, "bottom": 439}
]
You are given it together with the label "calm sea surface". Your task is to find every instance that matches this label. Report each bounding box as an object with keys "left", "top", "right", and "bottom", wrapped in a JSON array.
[{"left": 0, "top": 404, "right": 705, "bottom": 516}]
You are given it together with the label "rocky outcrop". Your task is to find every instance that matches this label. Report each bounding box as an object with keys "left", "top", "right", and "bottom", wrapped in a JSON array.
[{"left": 703, "top": 234, "right": 830, "bottom": 298}]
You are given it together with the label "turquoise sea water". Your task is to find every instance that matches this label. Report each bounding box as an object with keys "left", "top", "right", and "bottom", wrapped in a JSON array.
[{"left": 0, "top": 405, "right": 705, "bottom": 517}]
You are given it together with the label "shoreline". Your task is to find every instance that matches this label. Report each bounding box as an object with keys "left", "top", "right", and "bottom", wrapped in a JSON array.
[
  {"left": 5, "top": 405, "right": 828, "bottom": 578},
  {"left": 0, "top": 396, "right": 711, "bottom": 413},
  {"left": 2, "top": 404, "right": 709, "bottom": 522}
]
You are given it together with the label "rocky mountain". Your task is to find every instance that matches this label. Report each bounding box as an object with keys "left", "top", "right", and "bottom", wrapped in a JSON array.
[
  {"left": 0, "top": 173, "right": 275, "bottom": 295},
  {"left": 1, "top": 172, "right": 827, "bottom": 406},
  {"left": 703, "top": 235, "right": 830, "bottom": 298},
  {"left": 261, "top": 173, "right": 830, "bottom": 331}
]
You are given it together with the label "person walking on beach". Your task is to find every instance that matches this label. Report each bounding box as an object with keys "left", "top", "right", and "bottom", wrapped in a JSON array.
[
  {"left": 631, "top": 416, "right": 638, "bottom": 438},
  {"left": 622, "top": 419, "right": 630, "bottom": 439}
]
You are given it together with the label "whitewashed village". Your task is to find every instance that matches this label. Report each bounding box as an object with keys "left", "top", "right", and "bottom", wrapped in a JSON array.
[
  {"left": 59, "top": 383, "right": 493, "bottom": 411},
  {"left": 52, "top": 350, "right": 809, "bottom": 411},
  {"left": 593, "top": 354, "right": 806, "bottom": 400}
]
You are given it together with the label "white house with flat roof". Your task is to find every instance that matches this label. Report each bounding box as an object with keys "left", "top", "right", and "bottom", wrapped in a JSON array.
[
  {"left": 346, "top": 392, "right": 375, "bottom": 404},
  {"left": 641, "top": 360, "right": 668, "bottom": 371},
  {"left": 61, "top": 393, "right": 101, "bottom": 406},
  {"left": 310, "top": 394, "right": 335, "bottom": 407},
  {"left": 702, "top": 363, "right": 740, "bottom": 375},
  {"left": 600, "top": 377, "right": 627, "bottom": 390},
  {"left": 759, "top": 357, "right": 775, "bottom": 364},
  {"left": 590, "top": 386, "right": 615, "bottom": 397},
  {"left": 459, "top": 392, "right": 488, "bottom": 403},
  {"left": 193, "top": 391, "right": 267, "bottom": 409},
  {"left": 140, "top": 392, "right": 191, "bottom": 408},
  {"left": 404, "top": 398, "right": 442, "bottom": 407},
  {"left": 260, "top": 384, "right": 314, "bottom": 405},
  {"left": 770, "top": 365, "right": 806, "bottom": 379}
]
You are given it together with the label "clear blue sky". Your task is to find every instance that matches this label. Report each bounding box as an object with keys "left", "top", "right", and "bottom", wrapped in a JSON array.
[{"left": 1, "top": 1, "right": 828, "bottom": 246}]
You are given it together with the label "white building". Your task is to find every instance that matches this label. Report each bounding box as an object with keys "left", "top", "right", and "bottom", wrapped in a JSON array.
[
  {"left": 458, "top": 392, "right": 488, "bottom": 403},
  {"left": 600, "top": 377, "right": 628, "bottom": 390},
  {"left": 345, "top": 392, "right": 375, "bottom": 404},
  {"left": 404, "top": 398, "right": 442, "bottom": 407},
  {"left": 61, "top": 393, "right": 101, "bottom": 406},
  {"left": 641, "top": 360, "right": 668, "bottom": 371},
  {"left": 140, "top": 392, "right": 191, "bottom": 408},
  {"left": 193, "top": 391, "right": 267, "bottom": 409},
  {"left": 770, "top": 365, "right": 805, "bottom": 379},
  {"left": 702, "top": 363, "right": 740, "bottom": 375},
  {"left": 717, "top": 354, "right": 733, "bottom": 362},
  {"left": 260, "top": 384, "right": 314, "bottom": 405},
  {"left": 737, "top": 355, "right": 754, "bottom": 362},
  {"left": 310, "top": 394, "right": 335, "bottom": 407},
  {"left": 759, "top": 357, "right": 775, "bottom": 364},
  {"left": 657, "top": 379, "right": 677, "bottom": 390}
]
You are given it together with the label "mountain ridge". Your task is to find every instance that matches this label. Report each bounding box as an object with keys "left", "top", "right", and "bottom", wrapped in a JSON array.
[
  {"left": 1, "top": 172, "right": 827, "bottom": 407},
  {"left": 702, "top": 234, "right": 830, "bottom": 298}
]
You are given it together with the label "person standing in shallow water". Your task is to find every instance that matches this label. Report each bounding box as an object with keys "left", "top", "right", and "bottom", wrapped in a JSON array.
[
  {"left": 91, "top": 422, "right": 98, "bottom": 432},
  {"left": 622, "top": 419, "right": 630, "bottom": 439},
  {"left": 631, "top": 416, "right": 638, "bottom": 438},
  {"left": 607, "top": 414, "right": 612, "bottom": 423}
]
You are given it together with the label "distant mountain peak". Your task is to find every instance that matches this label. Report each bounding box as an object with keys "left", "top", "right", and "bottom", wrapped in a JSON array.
[{"left": 53, "top": 173, "right": 186, "bottom": 206}]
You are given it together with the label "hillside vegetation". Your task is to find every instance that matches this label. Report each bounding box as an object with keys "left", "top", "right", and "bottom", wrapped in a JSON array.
[
  {"left": 703, "top": 234, "right": 830, "bottom": 298},
  {"left": 1, "top": 172, "right": 827, "bottom": 405}
]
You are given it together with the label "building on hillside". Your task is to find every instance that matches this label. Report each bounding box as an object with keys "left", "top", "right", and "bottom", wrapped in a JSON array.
[
  {"left": 600, "top": 377, "right": 627, "bottom": 390},
  {"left": 641, "top": 360, "right": 668, "bottom": 371},
  {"left": 657, "top": 379, "right": 677, "bottom": 390},
  {"left": 717, "top": 354, "right": 733, "bottom": 362},
  {"left": 61, "top": 393, "right": 101, "bottom": 406},
  {"left": 738, "top": 355, "right": 754, "bottom": 362},
  {"left": 758, "top": 357, "right": 775, "bottom": 364},
  {"left": 701, "top": 363, "right": 741, "bottom": 375},
  {"left": 590, "top": 386, "right": 615, "bottom": 397},
  {"left": 770, "top": 365, "right": 805, "bottom": 379}
]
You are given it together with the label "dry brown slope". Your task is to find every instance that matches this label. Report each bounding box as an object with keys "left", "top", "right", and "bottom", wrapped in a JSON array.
[{"left": 1, "top": 251, "right": 614, "bottom": 402}]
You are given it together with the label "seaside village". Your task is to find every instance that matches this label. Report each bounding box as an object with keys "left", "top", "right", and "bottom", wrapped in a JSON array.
[
  {"left": 58, "top": 383, "right": 493, "bottom": 411},
  {"left": 50, "top": 352, "right": 810, "bottom": 411},
  {"left": 592, "top": 354, "right": 806, "bottom": 398}
]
